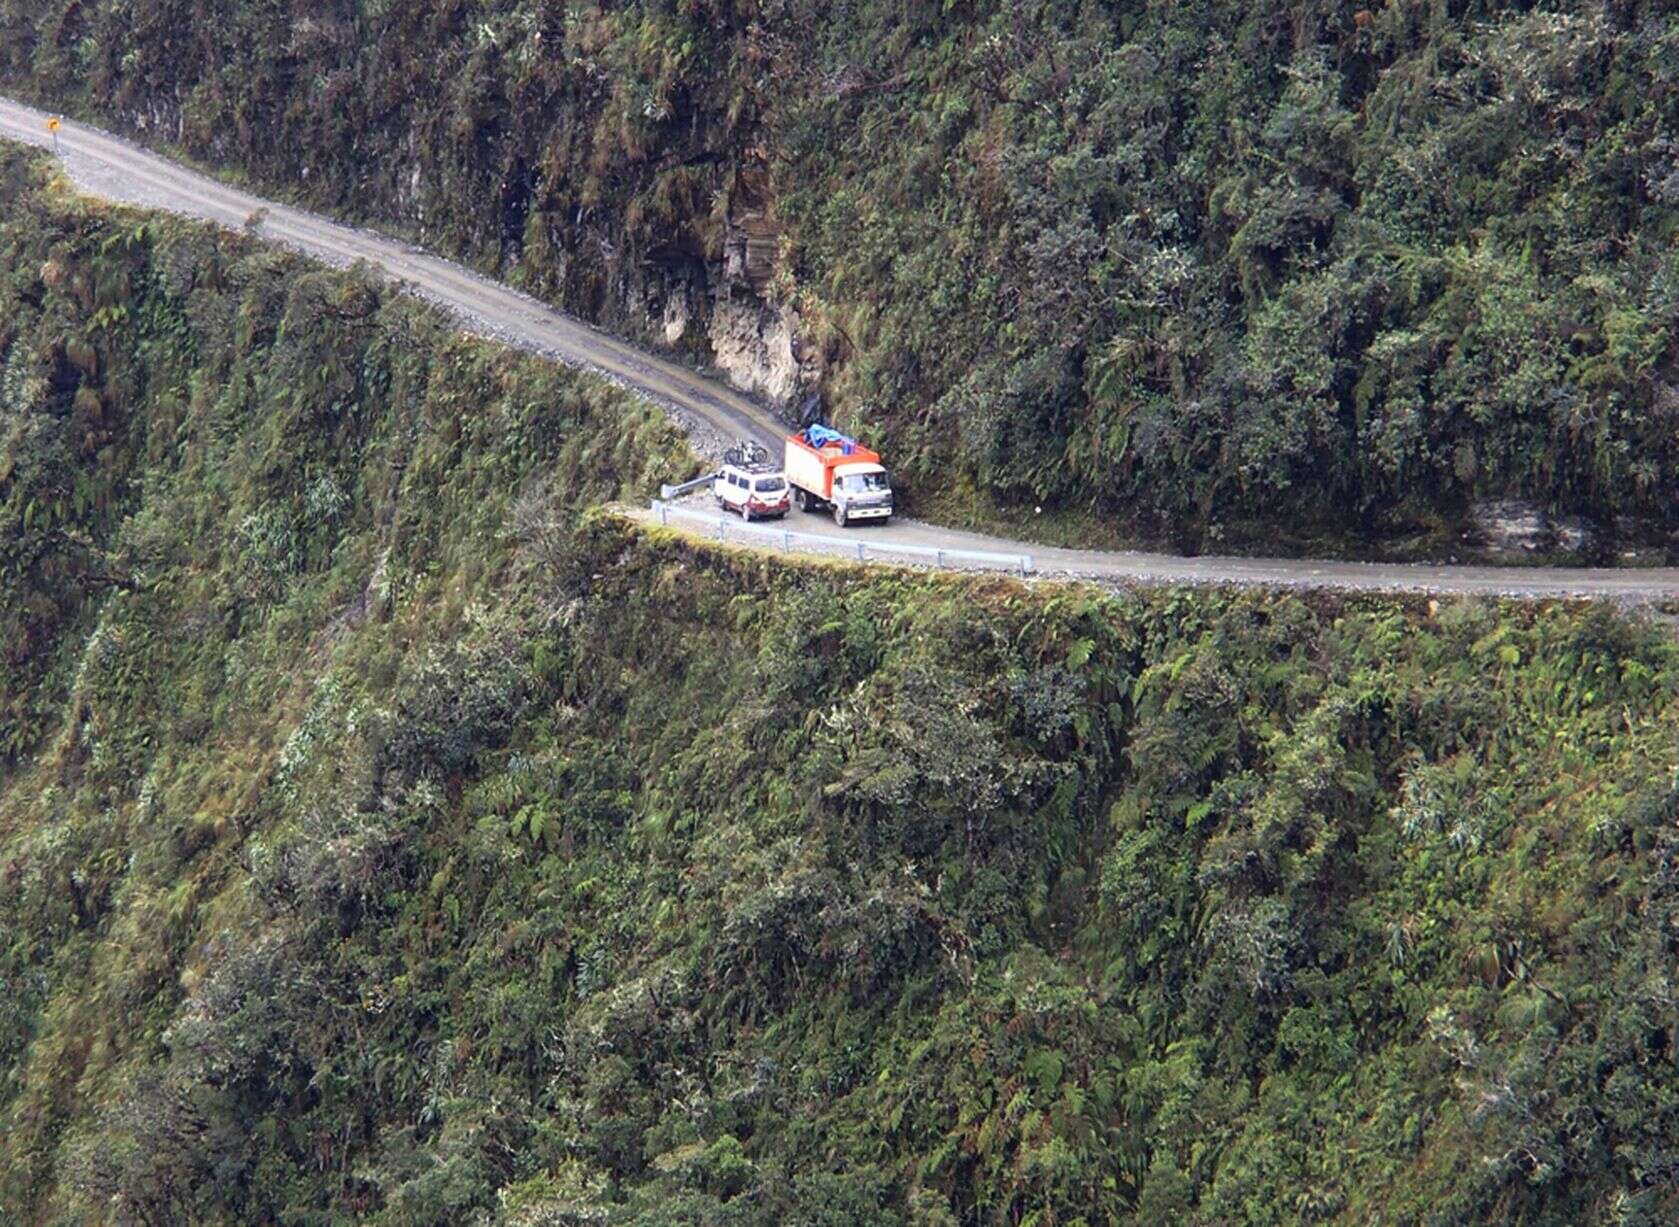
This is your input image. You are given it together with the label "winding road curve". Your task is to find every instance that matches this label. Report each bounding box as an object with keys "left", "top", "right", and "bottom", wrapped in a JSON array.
[{"left": 5, "top": 96, "right": 1678, "bottom": 600}]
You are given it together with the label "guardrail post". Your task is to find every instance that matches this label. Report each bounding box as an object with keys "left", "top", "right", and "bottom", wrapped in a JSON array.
[
  {"left": 936, "top": 549, "right": 945, "bottom": 567},
  {"left": 716, "top": 517, "right": 726, "bottom": 540},
  {"left": 856, "top": 541, "right": 866, "bottom": 563},
  {"left": 1021, "top": 555, "right": 1034, "bottom": 576},
  {"left": 782, "top": 530, "right": 791, "bottom": 550}
]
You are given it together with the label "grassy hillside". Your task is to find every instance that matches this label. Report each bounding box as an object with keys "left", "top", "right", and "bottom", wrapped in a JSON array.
[
  {"left": 4, "top": 0, "right": 1679, "bottom": 551},
  {"left": 3, "top": 153, "right": 1679, "bottom": 1224}
]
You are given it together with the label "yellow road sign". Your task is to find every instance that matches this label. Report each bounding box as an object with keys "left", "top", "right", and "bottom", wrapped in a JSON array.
[{"left": 46, "top": 117, "right": 60, "bottom": 132}]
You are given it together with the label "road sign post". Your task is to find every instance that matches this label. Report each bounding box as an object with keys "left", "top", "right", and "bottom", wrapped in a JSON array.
[{"left": 46, "top": 116, "right": 60, "bottom": 155}]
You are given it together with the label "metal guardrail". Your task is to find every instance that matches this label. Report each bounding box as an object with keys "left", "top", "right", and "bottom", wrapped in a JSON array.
[
  {"left": 660, "top": 473, "right": 720, "bottom": 500},
  {"left": 650, "top": 500, "right": 1035, "bottom": 575}
]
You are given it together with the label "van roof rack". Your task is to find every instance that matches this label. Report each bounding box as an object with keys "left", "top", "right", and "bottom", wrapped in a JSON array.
[{"left": 723, "top": 439, "right": 772, "bottom": 469}]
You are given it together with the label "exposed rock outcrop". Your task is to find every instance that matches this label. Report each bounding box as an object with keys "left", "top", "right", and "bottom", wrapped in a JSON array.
[
  {"left": 662, "top": 290, "right": 692, "bottom": 346},
  {"left": 1469, "top": 499, "right": 1599, "bottom": 557},
  {"left": 707, "top": 297, "right": 812, "bottom": 406}
]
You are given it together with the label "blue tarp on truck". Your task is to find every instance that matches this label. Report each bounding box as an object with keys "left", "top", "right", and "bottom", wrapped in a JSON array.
[{"left": 799, "top": 424, "right": 859, "bottom": 454}]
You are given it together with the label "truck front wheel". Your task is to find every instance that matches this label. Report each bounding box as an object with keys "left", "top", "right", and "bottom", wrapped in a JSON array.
[{"left": 834, "top": 505, "right": 849, "bottom": 528}]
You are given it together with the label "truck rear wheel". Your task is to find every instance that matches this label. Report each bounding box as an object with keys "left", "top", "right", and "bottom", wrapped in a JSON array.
[{"left": 796, "top": 488, "right": 818, "bottom": 514}]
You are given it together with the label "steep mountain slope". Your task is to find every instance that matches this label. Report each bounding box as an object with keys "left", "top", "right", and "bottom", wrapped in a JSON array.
[
  {"left": 3, "top": 152, "right": 1679, "bottom": 1225},
  {"left": 4, "top": 1, "right": 1677, "bottom": 550}
]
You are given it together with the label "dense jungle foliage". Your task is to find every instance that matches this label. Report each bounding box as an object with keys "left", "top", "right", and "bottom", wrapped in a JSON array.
[
  {"left": 4, "top": 0, "right": 1679, "bottom": 548},
  {"left": 4, "top": 154, "right": 1679, "bottom": 1224}
]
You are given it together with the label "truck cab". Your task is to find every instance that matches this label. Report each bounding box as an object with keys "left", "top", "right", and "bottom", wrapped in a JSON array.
[
  {"left": 825, "top": 464, "right": 892, "bottom": 525},
  {"left": 784, "top": 427, "right": 894, "bottom": 527}
]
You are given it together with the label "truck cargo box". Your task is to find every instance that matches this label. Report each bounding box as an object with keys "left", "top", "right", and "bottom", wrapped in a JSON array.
[{"left": 784, "top": 428, "right": 882, "bottom": 501}]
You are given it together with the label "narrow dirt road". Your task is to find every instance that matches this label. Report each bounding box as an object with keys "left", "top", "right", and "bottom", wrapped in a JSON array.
[{"left": 6, "top": 96, "right": 1678, "bottom": 599}]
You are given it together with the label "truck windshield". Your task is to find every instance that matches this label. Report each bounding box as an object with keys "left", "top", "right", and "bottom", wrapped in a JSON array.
[
  {"left": 839, "top": 472, "right": 890, "bottom": 493},
  {"left": 754, "top": 477, "right": 786, "bottom": 492}
]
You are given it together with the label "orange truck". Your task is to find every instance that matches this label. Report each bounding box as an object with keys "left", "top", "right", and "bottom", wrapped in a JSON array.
[{"left": 784, "top": 426, "right": 895, "bottom": 527}]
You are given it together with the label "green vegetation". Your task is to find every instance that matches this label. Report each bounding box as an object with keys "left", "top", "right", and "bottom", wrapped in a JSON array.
[
  {"left": 5, "top": 1, "right": 1679, "bottom": 548},
  {"left": 4, "top": 156, "right": 1679, "bottom": 1223}
]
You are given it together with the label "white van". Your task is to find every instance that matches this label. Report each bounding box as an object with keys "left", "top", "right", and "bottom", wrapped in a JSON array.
[{"left": 713, "top": 461, "right": 791, "bottom": 521}]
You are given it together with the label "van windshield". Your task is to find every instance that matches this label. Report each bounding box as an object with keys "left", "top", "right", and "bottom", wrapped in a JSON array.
[
  {"left": 839, "top": 472, "right": 890, "bottom": 493},
  {"left": 754, "top": 477, "right": 786, "bottom": 492}
]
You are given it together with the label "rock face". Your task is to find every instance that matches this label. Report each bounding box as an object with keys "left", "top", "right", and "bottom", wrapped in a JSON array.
[
  {"left": 706, "top": 296, "right": 809, "bottom": 405},
  {"left": 642, "top": 164, "right": 820, "bottom": 409},
  {"left": 644, "top": 246, "right": 817, "bottom": 410},
  {"left": 662, "top": 291, "right": 692, "bottom": 347},
  {"left": 1472, "top": 499, "right": 1549, "bottom": 553},
  {"left": 695, "top": 164, "right": 825, "bottom": 408},
  {"left": 724, "top": 166, "right": 782, "bottom": 296},
  {"left": 1470, "top": 499, "right": 1598, "bottom": 556}
]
